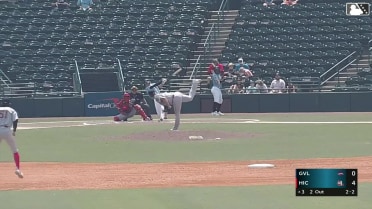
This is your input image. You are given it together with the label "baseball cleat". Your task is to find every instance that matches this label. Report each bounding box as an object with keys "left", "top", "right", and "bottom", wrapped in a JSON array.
[
  {"left": 158, "top": 118, "right": 163, "bottom": 122},
  {"left": 217, "top": 111, "right": 224, "bottom": 116},
  {"left": 211, "top": 111, "right": 218, "bottom": 116},
  {"left": 15, "top": 169, "right": 23, "bottom": 178}
]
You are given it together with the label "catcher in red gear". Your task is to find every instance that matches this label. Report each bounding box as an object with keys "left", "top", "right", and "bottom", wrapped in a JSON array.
[{"left": 113, "top": 93, "right": 151, "bottom": 121}]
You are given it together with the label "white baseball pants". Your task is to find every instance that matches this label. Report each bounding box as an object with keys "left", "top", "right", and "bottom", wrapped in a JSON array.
[
  {"left": 166, "top": 81, "right": 198, "bottom": 130},
  {"left": 153, "top": 98, "right": 165, "bottom": 119},
  {"left": 211, "top": 86, "right": 223, "bottom": 104},
  {"left": 0, "top": 128, "right": 18, "bottom": 153},
  {"left": 115, "top": 108, "right": 136, "bottom": 121}
]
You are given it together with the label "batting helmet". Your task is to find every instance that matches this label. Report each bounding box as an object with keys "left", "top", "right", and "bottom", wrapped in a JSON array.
[{"left": 123, "top": 92, "right": 131, "bottom": 103}]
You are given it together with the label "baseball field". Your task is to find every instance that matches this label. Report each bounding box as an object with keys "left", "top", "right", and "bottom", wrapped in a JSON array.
[{"left": 0, "top": 112, "right": 371, "bottom": 209}]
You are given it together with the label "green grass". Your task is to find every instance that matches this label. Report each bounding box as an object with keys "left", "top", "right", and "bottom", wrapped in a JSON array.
[
  {"left": 1, "top": 121, "right": 371, "bottom": 163},
  {"left": 1, "top": 183, "right": 371, "bottom": 209},
  {"left": 1, "top": 113, "right": 371, "bottom": 209}
]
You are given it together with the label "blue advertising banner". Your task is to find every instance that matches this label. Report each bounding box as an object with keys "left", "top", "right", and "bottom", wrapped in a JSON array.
[{"left": 84, "top": 91, "right": 123, "bottom": 116}]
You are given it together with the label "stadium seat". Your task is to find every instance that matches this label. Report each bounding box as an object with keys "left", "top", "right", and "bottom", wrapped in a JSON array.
[{"left": 220, "top": 0, "right": 371, "bottom": 81}]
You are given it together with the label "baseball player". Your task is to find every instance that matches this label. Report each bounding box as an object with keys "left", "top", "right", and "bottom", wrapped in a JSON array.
[
  {"left": 154, "top": 79, "right": 201, "bottom": 130},
  {"left": 112, "top": 93, "right": 151, "bottom": 122},
  {"left": 145, "top": 78, "right": 168, "bottom": 121},
  {"left": 130, "top": 86, "right": 152, "bottom": 120},
  {"left": 210, "top": 67, "right": 224, "bottom": 116},
  {"left": 0, "top": 99, "right": 23, "bottom": 178}
]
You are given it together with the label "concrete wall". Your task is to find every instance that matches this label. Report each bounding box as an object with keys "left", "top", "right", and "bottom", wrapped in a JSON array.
[{"left": 9, "top": 92, "right": 372, "bottom": 118}]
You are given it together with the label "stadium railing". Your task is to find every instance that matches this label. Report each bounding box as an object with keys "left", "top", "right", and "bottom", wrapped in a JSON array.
[
  {"left": 369, "top": 40, "right": 372, "bottom": 68},
  {"left": 73, "top": 60, "right": 83, "bottom": 96},
  {"left": 189, "top": 0, "right": 229, "bottom": 80},
  {"left": 320, "top": 51, "right": 358, "bottom": 86},
  {"left": 0, "top": 81, "right": 82, "bottom": 98},
  {"left": 117, "top": 58, "right": 125, "bottom": 92}
]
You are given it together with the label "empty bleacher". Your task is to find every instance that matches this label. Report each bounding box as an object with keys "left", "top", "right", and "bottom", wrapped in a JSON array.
[
  {"left": 0, "top": 0, "right": 212, "bottom": 95},
  {"left": 219, "top": 0, "right": 372, "bottom": 90}
]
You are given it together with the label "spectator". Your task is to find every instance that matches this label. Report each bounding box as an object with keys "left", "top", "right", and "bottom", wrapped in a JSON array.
[
  {"left": 234, "top": 58, "right": 251, "bottom": 74},
  {"left": 208, "top": 59, "right": 224, "bottom": 78},
  {"left": 222, "top": 63, "right": 237, "bottom": 87},
  {"left": 282, "top": 0, "right": 298, "bottom": 6},
  {"left": 263, "top": 0, "right": 275, "bottom": 6},
  {"left": 77, "top": 0, "right": 93, "bottom": 11},
  {"left": 270, "top": 73, "right": 286, "bottom": 93},
  {"left": 224, "top": 63, "right": 235, "bottom": 77},
  {"left": 255, "top": 80, "right": 269, "bottom": 93},
  {"left": 129, "top": 86, "right": 152, "bottom": 120},
  {"left": 246, "top": 80, "right": 258, "bottom": 94},
  {"left": 52, "top": 0, "right": 70, "bottom": 10},
  {"left": 238, "top": 67, "right": 253, "bottom": 78},
  {"left": 229, "top": 81, "right": 245, "bottom": 94},
  {"left": 287, "top": 82, "right": 296, "bottom": 93},
  {"left": 240, "top": 76, "right": 250, "bottom": 89}
]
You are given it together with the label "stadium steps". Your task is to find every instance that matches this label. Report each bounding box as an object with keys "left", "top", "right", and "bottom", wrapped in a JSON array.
[
  {"left": 323, "top": 54, "right": 371, "bottom": 89},
  {"left": 169, "top": 10, "right": 239, "bottom": 93}
]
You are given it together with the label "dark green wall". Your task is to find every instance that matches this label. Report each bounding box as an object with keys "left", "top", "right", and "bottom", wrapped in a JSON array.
[
  {"left": 197, "top": 92, "right": 372, "bottom": 113},
  {"left": 8, "top": 92, "right": 372, "bottom": 118},
  {"left": 11, "top": 97, "right": 84, "bottom": 118}
]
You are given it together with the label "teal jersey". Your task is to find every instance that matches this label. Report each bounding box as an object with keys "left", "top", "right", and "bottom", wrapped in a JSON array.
[
  {"left": 211, "top": 73, "right": 222, "bottom": 89},
  {"left": 146, "top": 83, "right": 160, "bottom": 98},
  {"left": 234, "top": 63, "right": 250, "bottom": 72}
]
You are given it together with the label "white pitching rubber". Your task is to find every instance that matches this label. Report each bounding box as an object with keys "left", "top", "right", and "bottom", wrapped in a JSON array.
[{"left": 247, "top": 164, "right": 275, "bottom": 168}]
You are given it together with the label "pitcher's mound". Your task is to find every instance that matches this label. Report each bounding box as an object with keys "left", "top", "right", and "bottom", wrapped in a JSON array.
[{"left": 102, "top": 130, "right": 260, "bottom": 141}]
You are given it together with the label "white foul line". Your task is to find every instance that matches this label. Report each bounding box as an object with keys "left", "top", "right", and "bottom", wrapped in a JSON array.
[
  {"left": 18, "top": 119, "right": 372, "bottom": 130},
  {"left": 254, "top": 121, "right": 372, "bottom": 124}
]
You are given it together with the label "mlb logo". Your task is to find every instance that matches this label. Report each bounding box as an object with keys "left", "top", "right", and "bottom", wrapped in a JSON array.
[{"left": 346, "top": 3, "right": 370, "bottom": 16}]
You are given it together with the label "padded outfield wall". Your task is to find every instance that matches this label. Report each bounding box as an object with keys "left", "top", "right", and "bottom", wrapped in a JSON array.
[{"left": 9, "top": 92, "right": 372, "bottom": 117}]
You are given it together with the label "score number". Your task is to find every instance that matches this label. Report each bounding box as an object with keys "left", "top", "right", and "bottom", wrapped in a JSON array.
[
  {"left": 346, "top": 189, "right": 356, "bottom": 195},
  {"left": 351, "top": 170, "right": 356, "bottom": 186},
  {"left": 346, "top": 170, "right": 357, "bottom": 196},
  {"left": 296, "top": 169, "right": 358, "bottom": 196}
]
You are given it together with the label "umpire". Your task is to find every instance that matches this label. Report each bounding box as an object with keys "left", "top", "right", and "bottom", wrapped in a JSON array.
[{"left": 129, "top": 86, "right": 152, "bottom": 120}]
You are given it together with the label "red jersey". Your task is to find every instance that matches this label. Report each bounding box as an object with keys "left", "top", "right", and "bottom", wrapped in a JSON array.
[{"left": 208, "top": 63, "right": 225, "bottom": 76}]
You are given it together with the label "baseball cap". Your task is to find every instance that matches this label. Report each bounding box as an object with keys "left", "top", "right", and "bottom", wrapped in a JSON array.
[
  {"left": 131, "top": 86, "right": 138, "bottom": 90},
  {"left": 238, "top": 58, "right": 243, "bottom": 62}
]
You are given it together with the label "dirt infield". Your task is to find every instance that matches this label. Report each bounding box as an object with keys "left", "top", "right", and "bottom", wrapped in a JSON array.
[{"left": 0, "top": 156, "right": 371, "bottom": 191}]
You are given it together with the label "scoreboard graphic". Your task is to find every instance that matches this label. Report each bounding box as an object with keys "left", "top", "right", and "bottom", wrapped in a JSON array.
[
  {"left": 296, "top": 169, "right": 358, "bottom": 196},
  {"left": 346, "top": 3, "right": 370, "bottom": 16}
]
